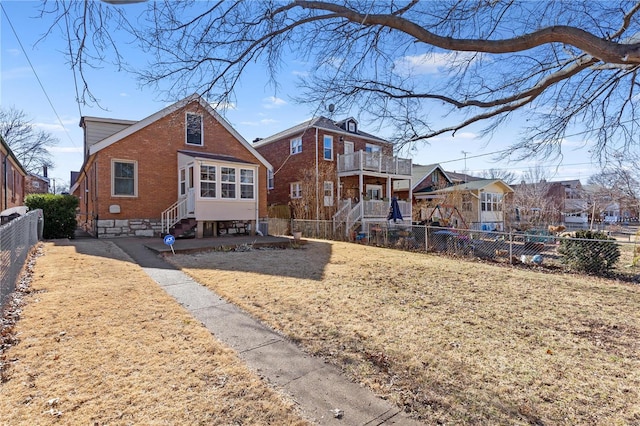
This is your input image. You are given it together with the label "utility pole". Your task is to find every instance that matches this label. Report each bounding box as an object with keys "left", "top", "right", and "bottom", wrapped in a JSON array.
[{"left": 461, "top": 151, "right": 470, "bottom": 182}]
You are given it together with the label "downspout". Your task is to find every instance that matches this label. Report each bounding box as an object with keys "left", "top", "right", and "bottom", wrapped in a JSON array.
[
  {"left": 315, "top": 128, "right": 319, "bottom": 220},
  {"left": 2, "top": 153, "right": 7, "bottom": 211},
  {"left": 255, "top": 165, "right": 260, "bottom": 233}
]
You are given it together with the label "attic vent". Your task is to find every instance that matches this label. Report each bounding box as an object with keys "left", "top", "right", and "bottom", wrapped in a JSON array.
[{"left": 348, "top": 121, "right": 356, "bottom": 132}]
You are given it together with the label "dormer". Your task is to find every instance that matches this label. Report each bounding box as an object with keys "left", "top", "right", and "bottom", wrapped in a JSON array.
[{"left": 338, "top": 117, "right": 358, "bottom": 134}]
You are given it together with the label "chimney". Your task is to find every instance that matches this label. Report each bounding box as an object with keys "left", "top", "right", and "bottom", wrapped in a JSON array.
[{"left": 43, "top": 165, "right": 48, "bottom": 178}]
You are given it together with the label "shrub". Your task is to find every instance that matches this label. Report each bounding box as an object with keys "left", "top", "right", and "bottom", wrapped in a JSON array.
[
  {"left": 557, "top": 229, "right": 620, "bottom": 274},
  {"left": 25, "top": 194, "right": 79, "bottom": 239}
]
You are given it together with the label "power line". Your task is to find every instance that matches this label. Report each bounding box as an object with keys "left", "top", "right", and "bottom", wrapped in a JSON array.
[{"left": 1, "top": 3, "right": 77, "bottom": 148}]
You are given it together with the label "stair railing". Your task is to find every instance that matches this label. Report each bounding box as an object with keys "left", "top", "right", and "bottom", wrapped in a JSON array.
[{"left": 161, "top": 198, "right": 188, "bottom": 234}]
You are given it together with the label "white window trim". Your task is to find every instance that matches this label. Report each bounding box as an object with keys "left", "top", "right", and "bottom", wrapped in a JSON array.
[
  {"left": 200, "top": 164, "right": 217, "bottom": 198},
  {"left": 323, "top": 181, "right": 334, "bottom": 206},
  {"left": 290, "top": 182, "right": 302, "bottom": 199},
  {"left": 290, "top": 137, "right": 302, "bottom": 155},
  {"left": 111, "top": 159, "right": 138, "bottom": 197},
  {"left": 240, "top": 168, "right": 255, "bottom": 200},
  {"left": 221, "top": 166, "right": 236, "bottom": 199},
  {"left": 267, "top": 169, "right": 274, "bottom": 190},
  {"left": 185, "top": 112, "right": 204, "bottom": 146},
  {"left": 323, "top": 135, "right": 334, "bottom": 161},
  {"left": 179, "top": 168, "right": 186, "bottom": 196}
]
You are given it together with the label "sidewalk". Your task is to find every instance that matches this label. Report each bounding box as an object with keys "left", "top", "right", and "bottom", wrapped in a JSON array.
[{"left": 111, "top": 237, "right": 422, "bottom": 426}]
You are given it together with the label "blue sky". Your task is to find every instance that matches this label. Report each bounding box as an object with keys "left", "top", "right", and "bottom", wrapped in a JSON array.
[{"left": 1, "top": 1, "right": 597, "bottom": 190}]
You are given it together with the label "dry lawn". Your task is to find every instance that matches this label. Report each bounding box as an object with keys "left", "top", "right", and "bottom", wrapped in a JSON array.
[
  {"left": 0, "top": 241, "right": 308, "bottom": 426},
  {"left": 170, "top": 239, "right": 640, "bottom": 425}
]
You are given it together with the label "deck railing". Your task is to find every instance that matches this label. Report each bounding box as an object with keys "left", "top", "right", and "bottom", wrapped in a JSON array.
[{"left": 337, "top": 151, "right": 412, "bottom": 175}]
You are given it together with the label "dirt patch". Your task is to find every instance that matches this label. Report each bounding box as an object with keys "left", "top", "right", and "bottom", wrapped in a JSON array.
[{"left": 170, "top": 239, "right": 640, "bottom": 424}]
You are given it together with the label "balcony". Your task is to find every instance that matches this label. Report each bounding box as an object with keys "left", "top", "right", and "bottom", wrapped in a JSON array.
[{"left": 337, "top": 151, "right": 412, "bottom": 176}]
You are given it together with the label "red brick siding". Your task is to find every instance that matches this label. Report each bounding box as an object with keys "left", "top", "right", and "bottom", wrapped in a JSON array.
[
  {"left": 257, "top": 127, "right": 392, "bottom": 215},
  {"left": 78, "top": 101, "right": 268, "bottom": 221}
]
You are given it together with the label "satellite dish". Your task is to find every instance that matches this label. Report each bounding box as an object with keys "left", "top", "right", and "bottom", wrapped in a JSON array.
[{"left": 328, "top": 103, "right": 335, "bottom": 113}]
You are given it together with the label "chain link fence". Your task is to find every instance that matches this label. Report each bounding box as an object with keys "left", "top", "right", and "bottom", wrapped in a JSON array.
[
  {"left": 1, "top": 209, "right": 43, "bottom": 308},
  {"left": 273, "top": 218, "right": 639, "bottom": 279}
]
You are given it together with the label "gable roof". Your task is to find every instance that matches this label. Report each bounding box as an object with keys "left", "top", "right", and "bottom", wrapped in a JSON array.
[
  {"left": 394, "top": 163, "right": 452, "bottom": 191},
  {"left": 422, "top": 179, "right": 514, "bottom": 195},
  {"left": 87, "top": 94, "right": 271, "bottom": 170},
  {"left": 253, "top": 115, "right": 389, "bottom": 147},
  {"left": 1, "top": 135, "right": 28, "bottom": 176}
]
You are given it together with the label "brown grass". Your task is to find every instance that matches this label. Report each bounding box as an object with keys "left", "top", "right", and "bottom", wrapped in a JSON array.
[
  {"left": 0, "top": 241, "right": 308, "bottom": 425},
  {"left": 170, "top": 239, "right": 640, "bottom": 425}
]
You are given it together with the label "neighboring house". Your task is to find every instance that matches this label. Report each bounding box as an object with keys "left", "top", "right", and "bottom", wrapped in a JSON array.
[
  {"left": 253, "top": 116, "right": 412, "bottom": 234},
  {"left": 394, "top": 163, "right": 453, "bottom": 222},
  {"left": 0, "top": 135, "right": 27, "bottom": 214},
  {"left": 70, "top": 94, "right": 272, "bottom": 238},
  {"left": 414, "top": 179, "right": 514, "bottom": 231},
  {"left": 511, "top": 179, "right": 588, "bottom": 228},
  {"left": 26, "top": 166, "right": 50, "bottom": 195}
]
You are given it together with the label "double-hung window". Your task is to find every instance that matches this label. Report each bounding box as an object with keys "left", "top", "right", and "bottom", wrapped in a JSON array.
[
  {"left": 221, "top": 167, "right": 236, "bottom": 198},
  {"left": 290, "top": 137, "right": 302, "bottom": 154},
  {"left": 200, "top": 165, "right": 216, "bottom": 198},
  {"left": 323, "top": 135, "right": 333, "bottom": 160},
  {"left": 290, "top": 182, "right": 302, "bottom": 199},
  {"left": 240, "top": 169, "right": 254, "bottom": 199},
  {"left": 112, "top": 160, "right": 137, "bottom": 196},
  {"left": 180, "top": 168, "right": 186, "bottom": 196},
  {"left": 323, "top": 181, "right": 334, "bottom": 206},
  {"left": 267, "top": 169, "right": 274, "bottom": 190},
  {"left": 186, "top": 113, "right": 203, "bottom": 146}
]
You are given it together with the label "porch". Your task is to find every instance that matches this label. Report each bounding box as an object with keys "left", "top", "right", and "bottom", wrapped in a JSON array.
[{"left": 337, "top": 151, "right": 412, "bottom": 175}]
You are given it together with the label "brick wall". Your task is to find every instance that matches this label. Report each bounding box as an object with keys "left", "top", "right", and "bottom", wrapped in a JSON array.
[
  {"left": 75, "top": 100, "right": 269, "bottom": 237},
  {"left": 257, "top": 127, "right": 393, "bottom": 217}
]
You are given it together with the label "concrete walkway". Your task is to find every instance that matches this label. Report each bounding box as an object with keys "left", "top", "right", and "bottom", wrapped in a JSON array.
[{"left": 110, "top": 237, "right": 422, "bottom": 426}]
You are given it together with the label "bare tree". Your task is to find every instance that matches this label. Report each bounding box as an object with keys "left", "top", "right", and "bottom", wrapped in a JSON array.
[
  {"left": 0, "top": 107, "right": 57, "bottom": 174},
  {"left": 478, "top": 169, "right": 517, "bottom": 185},
  {"left": 43, "top": 1, "right": 640, "bottom": 162},
  {"left": 588, "top": 154, "right": 640, "bottom": 220},
  {"left": 511, "top": 166, "right": 558, "bottom": 228}
]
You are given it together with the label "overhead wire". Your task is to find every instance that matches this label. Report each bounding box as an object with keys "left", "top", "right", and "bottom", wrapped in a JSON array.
[{"left": 0, "top": 2, "right": 78, "bottom": 148}]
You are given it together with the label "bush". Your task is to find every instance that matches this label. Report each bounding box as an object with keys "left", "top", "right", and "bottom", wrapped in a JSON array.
[
  {"left": 25, "top": 194, "right": 79, "bottom": 239},
  {"left": 557, "top": 229, "right": 620, "bottom": 274}
]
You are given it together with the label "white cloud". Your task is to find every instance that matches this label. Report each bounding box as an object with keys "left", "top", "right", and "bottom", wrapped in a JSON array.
[
  {"left": 210, "top": 101, "right": 236, "bottom": 111},
  {"left": 292, "top": 70, "right": 309, "bottom": 78},
  {"left": 1, "top": 66, "right": 33, "bottom": 81},
  {"left": 7, "top": 48, "right": 20, "bottom": 56},
  {"left": 262, "top": 96, "right": 287, "bottom": 109},
  {"left": 394, "top": 52, "right": 481, "bottom": 76},
  {"left": 431, "top": 132, "right": 478, "bottom": 141},
  {"left": 120, "top": 92, "right": 129, "bottom": 97},
  {"left": 34, "top": 119, "right": 77, "bottom": 134},
  {"left": 240, "top": 118, "right": 278, "bottom": 126}
]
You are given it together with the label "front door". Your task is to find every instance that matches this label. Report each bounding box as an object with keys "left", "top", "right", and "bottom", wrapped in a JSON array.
[
  {"left": 344, "top": 141, "right": 354, "bottom": 170},
  {"left": 187, "top": 166, "right": 195, "bottom": 214}
]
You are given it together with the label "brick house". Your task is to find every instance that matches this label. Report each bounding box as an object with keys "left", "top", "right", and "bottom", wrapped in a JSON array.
[
  {"left": 26, "top": 166, "right": 50, "bottom": 195},
  {"left": 253, "top": 116, "right": 412, "bottom": 233},
  {"left": 70, "top": 94, "right": 272, "bottom": 238},
  {"left": 0, "top": 135, "right": 27, "bottom": 213}
]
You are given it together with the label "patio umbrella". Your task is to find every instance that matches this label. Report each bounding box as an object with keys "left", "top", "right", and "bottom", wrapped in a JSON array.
[{"left": 387, "top": 196, "right": 403, "bottom": 223}]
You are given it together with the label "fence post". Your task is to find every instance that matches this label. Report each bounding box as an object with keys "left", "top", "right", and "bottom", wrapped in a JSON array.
[
  {"left": 425, "top": 225, "right": 429, "bottom": 252},
  {"left": 509, "top": 231, "right": 513, "bottom": 264}
]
